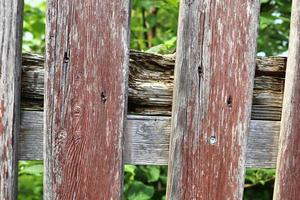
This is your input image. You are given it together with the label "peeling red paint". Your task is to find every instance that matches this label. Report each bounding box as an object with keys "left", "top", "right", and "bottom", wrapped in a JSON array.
[
  {"left": 45, "top": 0, "right": 130, "bottom": 199},
  {"left": 167, "top": 0, "right": 260, "bottom": 199}
]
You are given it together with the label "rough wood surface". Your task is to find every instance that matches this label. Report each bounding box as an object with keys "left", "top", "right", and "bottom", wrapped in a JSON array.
[
  {"left": 21, "top": 52, "right": 286, "bottom": 120},
  {"left": 19, "top": 111, "right": 280, "bottom": 168},
  {"left": 167, "top": 1, "right": 260, "bottom": 199},
  {"left": 0, "top": 1, "right": 23, "bottom": 199},
  {"left": 19, "top": 111, "right": 44, "bottom": 161},
  {"left": 44, "top": 1, "right": 130, "bottom": 199},
  {"left": 273, "top": 1, "right": 300, "bottom": 199}
]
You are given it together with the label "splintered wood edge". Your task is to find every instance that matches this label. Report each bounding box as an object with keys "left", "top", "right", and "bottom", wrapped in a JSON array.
[{"left": 19, "top": 111, "right": 280, "bottom": 168}]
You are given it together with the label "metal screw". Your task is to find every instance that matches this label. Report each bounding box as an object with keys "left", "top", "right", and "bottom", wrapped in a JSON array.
[{"left": 209, "top": 136, "right": 216, "bottom": 145}]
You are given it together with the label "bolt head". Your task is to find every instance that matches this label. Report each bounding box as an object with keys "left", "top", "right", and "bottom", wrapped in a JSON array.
[{"left": 209, "top": 136, "right": 216, "bottom": 145}]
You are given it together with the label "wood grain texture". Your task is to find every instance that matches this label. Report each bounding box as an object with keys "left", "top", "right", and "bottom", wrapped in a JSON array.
[
  {"left": 19, "top": 111, "right": 280, "bottom": 168},
  {"left": 45, "top": 1, "right": 130, "bottom": 199},
  {"left": 19, "top": 111, "right": 43, "bottom": 160},
  {"left": 0, "top": 0, "right": 23, "bottom": 199},
  {"left": 167, "top": 1, "right": 260, "bottom": 199},
  {"left": 273, "top": 1, "right": 300, "bottom": 199},
  {"left": 22, "top": 52, "right": 286, "bottom": 120}
]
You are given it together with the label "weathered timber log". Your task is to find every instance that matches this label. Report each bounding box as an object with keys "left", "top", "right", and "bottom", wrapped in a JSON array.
[{"left": 21, "top": 51, "right": 286, "bottom": 120}]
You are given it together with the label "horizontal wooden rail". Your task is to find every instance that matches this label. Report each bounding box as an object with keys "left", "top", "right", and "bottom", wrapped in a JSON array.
[
  {"left": 19, "top": 111, "right": 280, "bottom": 168},
  {"left": 20, "top": 51, "right": 283, "bottom": 168},
  {"left": 22, "top": 52, "right": 286, "bottom": 120}
]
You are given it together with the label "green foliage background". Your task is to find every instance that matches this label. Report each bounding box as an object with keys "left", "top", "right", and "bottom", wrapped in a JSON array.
[{"left": 20, "top": 0, "right": 291, "bottom": 199}]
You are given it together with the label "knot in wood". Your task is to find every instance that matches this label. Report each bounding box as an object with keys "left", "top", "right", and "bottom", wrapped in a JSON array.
[{"left": 73, "top": 106, "right": 82, "bottom": 118}]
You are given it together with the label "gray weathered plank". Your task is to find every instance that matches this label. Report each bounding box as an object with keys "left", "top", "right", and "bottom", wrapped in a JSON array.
[
  {"left": 19, "top": 111, "right": 43, "bottom": 161},
  {"left": 0, "top": 0, "right": 23, "bottom": 199},
  {"left": 22, "top": 53, "right": 286, "bottom": 121},
  {"left": 45, "top": 0, "right": 130, "bottom": 199},
  {"left": 273, "top": 1, "right": 300, "bottom": 199},
  {"left": 19, "top": 111, "right": 280, "bottom": 168},
  {"left": 167, "top": 1, "right": 260, "bottom": 199}
]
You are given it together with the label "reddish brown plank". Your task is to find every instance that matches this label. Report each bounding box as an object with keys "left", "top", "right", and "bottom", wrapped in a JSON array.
[
  {"left": 167, "top": 1, "right": 260, "bottom": 199},
  {"left": 0, "top": 0, "right": 23, "bottom": 199},
  {"left": 273, "top": 1, "right": 300, "bottom": 199},
  {"left": 44, "top": 0, "right": 130, "bottom": 199}
]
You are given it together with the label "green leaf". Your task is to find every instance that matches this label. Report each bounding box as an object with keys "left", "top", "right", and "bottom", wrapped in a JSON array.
[
  {"left": 260, "top": 0, "right": 270, "bottom": 3},
  {"left": 124, "top": 165, "right": 137, "bottom": 182},
  {"left": 125, "top": 165, "right": 136, "bottom": 174},
  {"left": 20, "top": 164, "right": 44, "bottom": 176},
  {"left": 127, "top": 181, "right": 155, "bottom": 200},
  {"left": 145, "top": 166, "right": 160, "bottom": 183}
]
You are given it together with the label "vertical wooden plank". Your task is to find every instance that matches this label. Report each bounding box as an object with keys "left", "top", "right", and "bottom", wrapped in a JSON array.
[
  {"left": 273, "top": 1, "right": 300, "bottom": 199},
  {"left": 44, "top": 0, "right": 130, "bottom": 199},
  {"left": 167, "top": 0, "right": 260, "bottom": 199},
  {"left": 0, "top": 0, "right": 23, "bottom": 199}
]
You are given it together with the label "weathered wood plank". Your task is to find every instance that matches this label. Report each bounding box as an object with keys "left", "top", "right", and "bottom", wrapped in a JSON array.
[
  {"left": 45, "top": 1, "right": 130, "bottom": 199},
  {"left": 21, "top": 53, "right": 286, "bottom": 120},
  {"left": 167, "top": 1, "right": 260, "bottom": 199},
  {"left": 273, "top": 1, "right": 300, "bottom": 199},
  {"left": 19, "top": 111, "right": 280, "bottom": 168},
  {"left": 0, "top": 0, "right": 23, "bottom": 199},
  {"left": 19, "top": 111, "right": 43, "bottom": 161}
]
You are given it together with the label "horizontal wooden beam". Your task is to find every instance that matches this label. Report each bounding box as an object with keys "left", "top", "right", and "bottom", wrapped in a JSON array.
[
  {"left": 20, "top": 52, "right": 283, "bottom": 168},
  {"left": 22, "top": 52, "right": 286, "bottom": 120},
  {"left": 19, "top": 111, "right": 280, "bottom": 168}
]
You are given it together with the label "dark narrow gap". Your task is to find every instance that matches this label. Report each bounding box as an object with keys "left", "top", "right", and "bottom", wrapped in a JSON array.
[{"left": 245, "top": 1, "right": 292, "bottom": 200}]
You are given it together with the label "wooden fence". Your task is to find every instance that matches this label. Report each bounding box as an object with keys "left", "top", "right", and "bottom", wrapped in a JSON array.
[{"left": 0, "top": 0, "right": 299, "bottom": 199}]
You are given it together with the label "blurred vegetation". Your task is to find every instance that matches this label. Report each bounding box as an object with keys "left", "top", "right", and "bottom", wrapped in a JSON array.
[
  {"left": 258, "top": 0, "right": 292, "bottom": 56},
  {"left": 18, "top": 161, "right": 43, "bottom": 200},
  {"left": 23, "top": 0, "right": 46, "bottom": 53},
  {"left": 20, "top": 0, "right": 291, "bottom": 199},
  {"left": 130, "top": 0, "right": 179, "bottom": 54}
]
